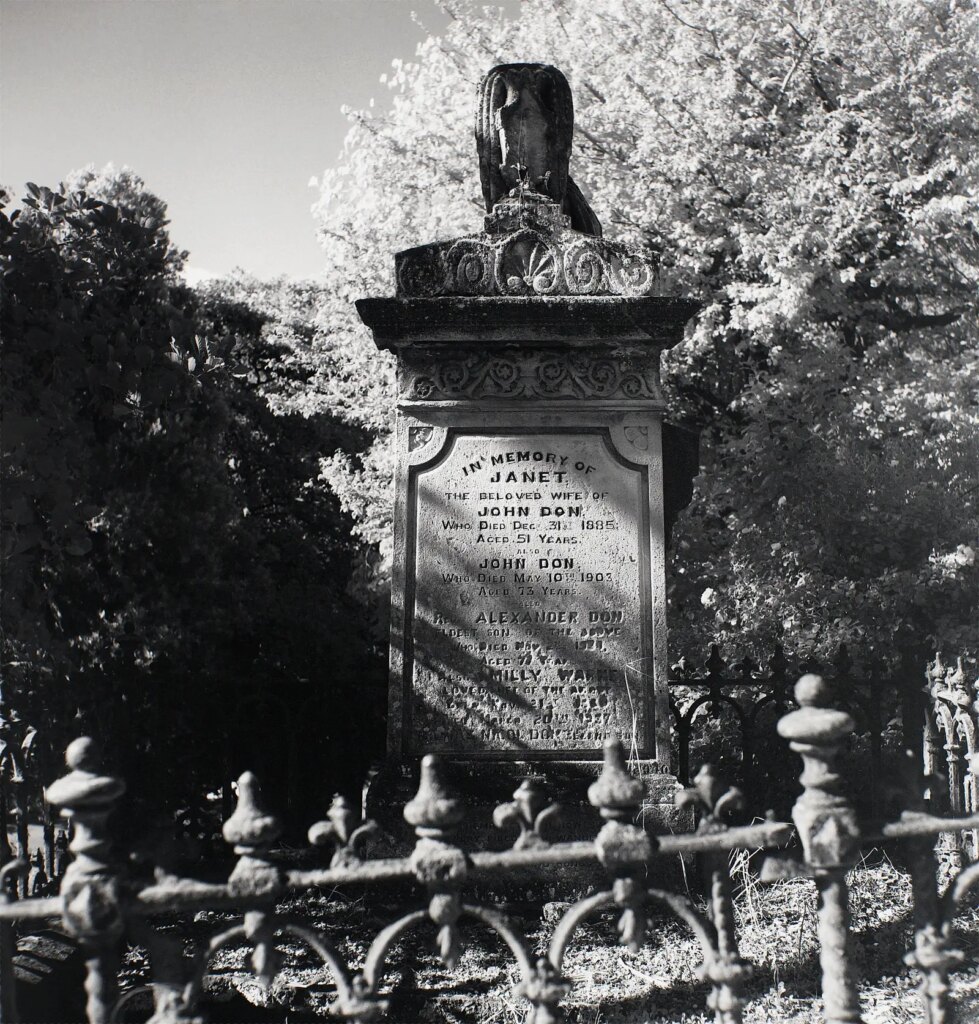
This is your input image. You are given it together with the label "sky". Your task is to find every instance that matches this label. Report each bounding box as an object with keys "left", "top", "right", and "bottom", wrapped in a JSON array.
[{"left": 1, "top": 0, "right": 492, "bottom": 281}]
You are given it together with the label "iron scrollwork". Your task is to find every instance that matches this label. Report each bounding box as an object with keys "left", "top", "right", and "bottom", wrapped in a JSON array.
[{"left": 3, "top": 681, "right": 979, "bottom": 1022}]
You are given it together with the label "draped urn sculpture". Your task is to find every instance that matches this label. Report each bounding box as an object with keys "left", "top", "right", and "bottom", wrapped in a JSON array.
[{"left": 475, "top": 63, "right": 602, "bottom": 236}]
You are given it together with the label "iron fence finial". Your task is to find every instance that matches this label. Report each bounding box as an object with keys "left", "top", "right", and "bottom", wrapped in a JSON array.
[
  {"left": 309, "top": 794, "right": 380, "bottom": 867},
  {"left": 222, "top": 772, "right": 282, "bottom": 852},
  {"left": 588, "top": 740, "right": 645, "bottom": 822},
  {"left": 778, "top": 675, "right": 858, "bottom": 869},
  {"left": 223, "top": 772, "right": 283, "bottom": 902},
  {"left": 403, "top": 755, "right": 465, "bottom": 840},
  {"left": 43, "top": 738, "right": 127, "bottom": 1023},
  {"left": 493, "top": 778, "right": 563, "bottom": 849}
]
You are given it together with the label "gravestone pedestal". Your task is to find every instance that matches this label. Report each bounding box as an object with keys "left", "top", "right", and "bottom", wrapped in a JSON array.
[
  {"left": 355, "top": 63, "right": 700, "bottom": 857},
  {"left": 357, "top": 293, "right": 697, "bottom": 851}
]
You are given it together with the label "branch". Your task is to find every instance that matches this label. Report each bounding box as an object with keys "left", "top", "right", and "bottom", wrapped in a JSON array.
[
  {"left": 656, "top": 0, "right": 721, "bottom": 51},
  {"left": 770, "top": 47, "right": 809, "bottom": 118},
  {"left": 808, "top": 67, "right": 839, "bottom": 112},
  {"left": 879, "top": 302, "right": 969, "bottom": 332},
  {"left": 625, "top": 73, "right": 662, "bottom": 112},
  {"left": 608, "top": 207, "right": 670, "bottom": 246},
  {"left": 583, "top": 81, "right": 607, "bottom": 104},
  {"left": 576, "top": 126, "right": 629, "bottom": 164},
  {"left": 646, "top": 99, "right": 686, "bottom": 141},
  {"left": 734, "top": 66, "right": 774, "bottom": 107}
]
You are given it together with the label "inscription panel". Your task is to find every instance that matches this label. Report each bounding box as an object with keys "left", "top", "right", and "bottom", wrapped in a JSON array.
[{"left": 407, "top": 431, "right": 652, "bottom": 756}]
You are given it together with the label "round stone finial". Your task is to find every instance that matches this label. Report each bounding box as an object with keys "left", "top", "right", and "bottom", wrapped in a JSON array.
[
  {"left": 45, "top": 737, "right": 126, "bottom": 810},
  {"left": 778, "top": 675, "right": 855, "bottom": 744},
  {"left": 65, "top": 736, "right": 99, "bottom": 772},
  {"left": 795, "top": 673, "right": 831, "bottom": 708}
]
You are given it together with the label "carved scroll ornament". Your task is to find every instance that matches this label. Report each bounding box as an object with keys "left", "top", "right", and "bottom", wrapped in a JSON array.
[
  {"left": 399, "top": 348, "right": 662, "bottom": 402},
  {"left": 396, "top": 195, "right": 656, "bottom": 299}
]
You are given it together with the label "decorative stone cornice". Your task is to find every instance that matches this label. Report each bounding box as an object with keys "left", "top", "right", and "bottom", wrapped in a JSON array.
[
  {"left": 395, "top": 192, "right": 659, "bottom": 299},
  {"left": 355, "top": 296, "right": 699, "bottom": 350}
]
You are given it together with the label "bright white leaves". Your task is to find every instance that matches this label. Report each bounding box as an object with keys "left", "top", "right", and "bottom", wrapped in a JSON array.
[{"left": 304, "top": 0, "right": 978, "bottom": 651}]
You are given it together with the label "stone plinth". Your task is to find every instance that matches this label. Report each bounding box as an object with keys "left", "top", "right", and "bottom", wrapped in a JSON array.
[{"left": 357, "top": 292, "right": 698, "bottom": 847}]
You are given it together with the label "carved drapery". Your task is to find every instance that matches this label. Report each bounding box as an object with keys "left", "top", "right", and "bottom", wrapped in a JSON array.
[{"left": 475, "top": 63, "right": 602, "bottom": 236}]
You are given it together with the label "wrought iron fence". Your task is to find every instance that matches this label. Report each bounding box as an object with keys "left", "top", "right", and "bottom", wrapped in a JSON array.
[
  {"left": 0, "top": 675, "right": 978, "bottom": 1023},
  {"left": 670, "top": 644, "right": 915, "bottom": 819},
  {"left": 926, "top": 653, "right": 979, "bottom": 866},
  {"left": 0, "top": 715, "right": 66, "bottom": 901},
  {"left": 0, "top": 643, "right": 917, "bottom": 905}
]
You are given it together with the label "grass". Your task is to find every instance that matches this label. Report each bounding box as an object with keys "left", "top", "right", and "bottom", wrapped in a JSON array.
[{"left": 152, "top": 853, "right": 979, "bottom": 1023}]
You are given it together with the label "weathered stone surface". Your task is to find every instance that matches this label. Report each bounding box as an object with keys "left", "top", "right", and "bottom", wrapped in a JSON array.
[
  {"left": 357, "top": 64, "right": 700, "bottom": 848},
  {"left": 356, "top": 295, "right": 699, "bottom": 347},
  {"left": 397, "top": 62, "right": 656, "bottom": 300},
  {"left": 396, "top": 193, "right": 653, "bottom": 298},
  {"left": 398, "top": 346, "right": 662, "bottom": 402},
  {"left": 476, "top": 63, "right": 601, "bottom": 236},
  {"left": 407, "top": 430, "right": 661, "bottom": 757},
  {"left": 357, "top": 295, "right": 697, "bottom": 776}
]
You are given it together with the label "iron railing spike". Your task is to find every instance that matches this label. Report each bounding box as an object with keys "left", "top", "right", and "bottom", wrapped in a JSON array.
[
  {"left": 221, "top": 771, "right": 281, "bottom": 853},
  {"left": 403, "top": 754, "right": 464, "bottom": 839},
  {"left": 588, "top": 739, "right": 645, "bottom": 822},
  {"left": 3, "top": 653, "right": 978, "bottom": 1023}
]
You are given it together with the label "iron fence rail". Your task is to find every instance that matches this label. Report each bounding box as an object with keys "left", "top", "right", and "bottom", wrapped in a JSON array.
[
  {"left": 0, "top": 675, "right": 977, "bottom": 1024},
  {"left": 0, "top": 643, "right": 917, "bottom": 906},
  {"left": 670, "top": 644, "right": 916, "bottom": 819}
]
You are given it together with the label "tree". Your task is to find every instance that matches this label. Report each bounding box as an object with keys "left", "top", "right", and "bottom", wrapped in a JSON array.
[
  {"left": 313, "top": 0, "right": 978, "bottom": 666},
  {"left": 1, "top": 168, "right": 226, "bottom": 838},
  {"left": 187, "top": 272, "right": 387, "bottom": 795},
  {"left": 1, "top": 170, "right": 382, "bottom": 836}
]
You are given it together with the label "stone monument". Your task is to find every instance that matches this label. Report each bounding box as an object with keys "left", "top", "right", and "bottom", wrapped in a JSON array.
[{"left": 357, "top": 64, "right": 698, "bottom": 841}]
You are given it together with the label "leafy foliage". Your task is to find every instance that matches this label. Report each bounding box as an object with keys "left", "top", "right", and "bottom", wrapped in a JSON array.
[
  {"left": 3, "top": 1, "right": 975, "bottom": 830},
  {"left": 314, "top": 0, "right": 978, "bottom": 662},
  {"left": 1, "top": 170, "right": 382, "bottom": 831}
]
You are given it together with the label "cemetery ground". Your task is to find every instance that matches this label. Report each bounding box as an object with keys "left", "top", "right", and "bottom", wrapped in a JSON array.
[{"left": 108, "top": 853, "right": 979, "bottom": 1023}]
